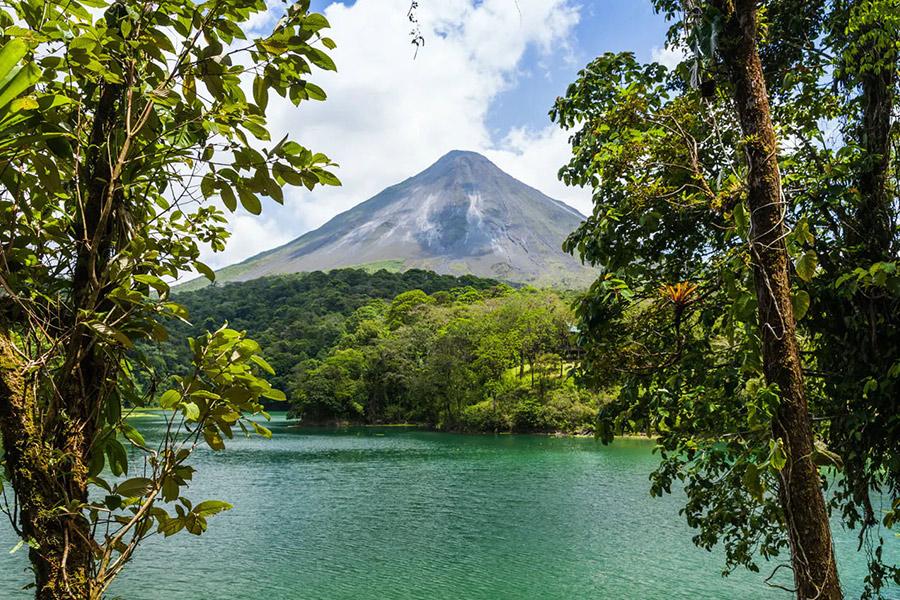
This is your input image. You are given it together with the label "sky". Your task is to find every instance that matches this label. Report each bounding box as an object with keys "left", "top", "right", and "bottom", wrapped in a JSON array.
[{"left": 205, "top": 0, "right": 676, "bottom": 270}]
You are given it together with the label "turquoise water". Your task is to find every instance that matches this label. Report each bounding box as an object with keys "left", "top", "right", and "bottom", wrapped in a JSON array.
[{"left": 1, "top": 414, "right": 896, "bottom": 599}]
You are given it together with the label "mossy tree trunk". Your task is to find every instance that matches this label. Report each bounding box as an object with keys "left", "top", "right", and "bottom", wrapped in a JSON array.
[
  {"left": 714, "top": 1, "right": 842, "bottom": 598},
  {"left": 0, "top": 79, "right": 123, "bottom": 600},
  {"left": 0, "top": 335, "right": 96, "bottom": 600},
  {"left": 853, "top": 31, "right": 896, "bottom": 262}
]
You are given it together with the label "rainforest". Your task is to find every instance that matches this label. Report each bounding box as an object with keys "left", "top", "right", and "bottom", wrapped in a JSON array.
[{"left": 0, "top": 1, "right": 897, "bottom": 599}]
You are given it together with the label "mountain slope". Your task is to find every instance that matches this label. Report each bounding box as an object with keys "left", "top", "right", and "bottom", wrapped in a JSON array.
[{"left": 186, "top": 150, "right": 595, "bottom": 290}]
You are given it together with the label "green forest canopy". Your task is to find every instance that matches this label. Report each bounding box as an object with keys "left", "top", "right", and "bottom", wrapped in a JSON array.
[{"left": 149, "top": 269, "right": 599, "bottom": 433}]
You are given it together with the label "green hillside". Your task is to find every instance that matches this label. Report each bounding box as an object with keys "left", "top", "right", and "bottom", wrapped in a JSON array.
[{"left": 144, "top": 268, "right": 599, "bottom": 432}]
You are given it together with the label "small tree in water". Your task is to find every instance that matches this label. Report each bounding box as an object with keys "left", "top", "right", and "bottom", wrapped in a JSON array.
[{"left": 0, "top": 0, "right": 339, "bottom": 597}]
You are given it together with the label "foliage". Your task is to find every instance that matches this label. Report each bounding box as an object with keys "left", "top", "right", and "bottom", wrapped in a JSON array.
[
  {"left": 552, "top": 0, "right": 898, "bottom": 596},
  {"left": 149, "top": 269, "right": 502, "bottom": 394},
  {"left": 150, "top": 269, "right": 598, "bottom": 433},
  {"left": 0, "top": 0, "right": 337, "bottom": 596},
  {"left": 289, "top": 281, "right": 599, "bottom": 433}
]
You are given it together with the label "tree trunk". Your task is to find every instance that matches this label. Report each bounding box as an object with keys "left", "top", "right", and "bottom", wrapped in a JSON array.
[
  {"left": 714, "top": 2, "right": 842, "bottom": 598},
  {"left": 852, "top": 35, "right": 896, "bottom": 262},
  {"left": 0, "top": 77, "right": 124, "bottom": 598},
  {"left": 0, "top": 335, "right": 97, "bottom": 600}
]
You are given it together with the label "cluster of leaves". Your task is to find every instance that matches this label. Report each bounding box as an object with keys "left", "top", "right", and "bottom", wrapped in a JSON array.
[
  {"left": 86, "top": 326, "right": 283, "bottom": 575},
  {"left": 552, "top": 0, "right": 898, "bottom": 595}
]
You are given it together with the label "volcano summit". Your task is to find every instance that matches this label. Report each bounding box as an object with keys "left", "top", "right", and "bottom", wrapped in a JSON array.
[{"left": 193, "top": 151, "right": 595, "bottom": 288}]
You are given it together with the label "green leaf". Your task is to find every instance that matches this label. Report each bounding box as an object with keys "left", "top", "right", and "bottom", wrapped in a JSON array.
[
  {"left": 116, "top": 477, "right": 153, "bottom": 498},
  {"left": 87, "top": 446, "right": 106, "bottom": 478},
  {"left": 252, "top": 76, "right": 268, "bottom": 110},
  {"left": 769, "top": 438, "right": 787, "bottom": 471},
  {"left": 315, "top": 169, "right": 340, "bottom": 186},
  {"left": 159, "top": 389, "right": 181, "bottom": 409},
  {"left": 183, "top": 401, "right": 200, "bottom": 421},
  {"left": 238, "top": 188, "right": 262, "bottom": 215},
  {"left": 742, "top": 463, "right": 765, "bottom": 501},
  {"left": 9, "top": 96, "right": 37, "bottom": 112},
  {"left": 106, "top": 438, "right": 129, "bottom": 476},
  {"left": 791, "top": 290, "right": 810, "bottom": 321},
  {"left": 250, "top": 354, "right": 275, "bottom": 375},
  {"left": 195, "top": 261, "right": 215, "bottom": 282},
  {"left": 193, "top": 500, "right": 232, "bottom": 517},
  {"left": 273, "top": 162, "right": 304, "bottom": 186},
  {"left": 732, "top": 202, "right": 748, "bottom": 238},
  {"left": 220, "top": 185, "right": 237, "bottom": 211},
  {"left": 252, "top": 421, "right": 273, "bottom": 438},
  {"left": 88, "top": 322, "right": 133, "bottom": 348},
  {"left": 160, "top": 517, "right": 184, "bottom": 537},
  {"left": 243, "top": 120, "right": 271, "bottom": 141},
  {"left": 122, "top": 424, "right": 145, "bottom": 447},
  {"left": 0, "top": 63, "right": 41, "bottom": 110},
  {"left": 0, "top": 40, "right": 28, "bottom": 82},
  {"left": 262, "top": 388, "right": 286, "bottom": 402},
  {"left": 134, "top": 274, "right": 170, "bottom": 295},
  {"left": 162, "top": 477, "right": 179, "bottom": 502},
  {"left": 795, "top": 251, "right": 817, "bottom": 282},
  {"left": 303, "top": 13, "right": 331, "bottom": 31},
  {"left": 204, "top": 429, "right": 225, "bottom": 451},
  {"left": 200, "top": 173, "right": 215, "bottom": 198},
  {"left": 304, "top": 82, "right": 327, "bottom": 101},
  {"left": 304, "top": 47, "right": 336, "bottom": 71}
]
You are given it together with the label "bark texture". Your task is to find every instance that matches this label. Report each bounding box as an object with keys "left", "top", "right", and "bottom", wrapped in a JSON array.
[
  {"left": 0, "top": 334, "right": 96, "bottom": 599},
  {"left": 852, "top": 34, "right": 896, "bottom": 261},
  {"left": 713, "top": 1, "right": 842, "bottom": 598},
  {"left": 0, "top": 77, "right": 124, "bottom": 599}
]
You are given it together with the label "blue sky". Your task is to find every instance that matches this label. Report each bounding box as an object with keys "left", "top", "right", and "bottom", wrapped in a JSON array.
[
  {"left": 209, "top": 1, "right": 676, "bottom": 269},
  {"left": 486, "top": 2, "right": 670, "bottom": 136}
]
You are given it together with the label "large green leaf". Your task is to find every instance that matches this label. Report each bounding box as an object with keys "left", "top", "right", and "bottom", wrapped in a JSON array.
[{"left": 0, "top": 40, "right": 27, "bottom": 83}]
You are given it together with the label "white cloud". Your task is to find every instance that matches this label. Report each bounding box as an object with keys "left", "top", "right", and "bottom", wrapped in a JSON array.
[
  {"left": 222, "top": 215, "right": 295, "bottom": 266},
  {"left": 486, "top": 125, "right": 590, "bottom": 215},
  {"left": 651, "top": 44, "right": 686, "bottom": 70},
  {"left": 200, "top": 0, "right": 591, "bottom": 270}
]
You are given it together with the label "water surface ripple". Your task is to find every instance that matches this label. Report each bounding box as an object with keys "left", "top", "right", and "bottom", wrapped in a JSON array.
[{"left": 0, "top": 415, "right": 896, "bottom": 599}]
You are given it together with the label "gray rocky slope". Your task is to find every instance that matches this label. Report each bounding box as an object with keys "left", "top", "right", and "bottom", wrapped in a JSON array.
[{"left": 186, "top": 150, "right": 595, "bottom": 289}]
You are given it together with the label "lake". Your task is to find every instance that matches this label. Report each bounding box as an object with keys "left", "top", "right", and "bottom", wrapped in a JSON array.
[{"left": 1, "top": 413, "right": 897, "bottom": 599}]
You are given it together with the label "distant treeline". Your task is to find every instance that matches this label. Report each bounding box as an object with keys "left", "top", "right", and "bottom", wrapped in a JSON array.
[{"left": 144, "top": 269, "right": 600, "bottom": 433}]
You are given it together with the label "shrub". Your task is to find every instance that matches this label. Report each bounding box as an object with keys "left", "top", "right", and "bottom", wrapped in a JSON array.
[{"left": 460, "top": 400, "right": 511, "bottom": 432}]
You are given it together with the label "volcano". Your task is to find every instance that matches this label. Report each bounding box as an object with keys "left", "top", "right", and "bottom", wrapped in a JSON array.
[{"left": 189, "top": 150, "right": 595, "bottom": 289}]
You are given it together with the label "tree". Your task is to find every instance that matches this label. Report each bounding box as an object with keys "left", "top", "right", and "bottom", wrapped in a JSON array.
[
  {"left": 553, "top": 0, "right": 897, "bottom": 597},
  {"left": 710, "top": 3, "right": 839, "bottom": 596},
  {"left": 291, "top": 348, "right": 367, "bottom": 421},
  {"left": 385, "top": 289, "right": 435, "bottom": 329},
  {"left": 0, "top": 0, "right": 337, "bottom": 597}
]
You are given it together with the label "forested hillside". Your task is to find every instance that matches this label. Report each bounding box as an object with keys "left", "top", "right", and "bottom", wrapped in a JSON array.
[
  {"left": 149, "top": 269, "right": 498, "bottom": 391},
  {"left": 290, "top": 284, "right": 599, "bottom": 432},
  {"left": 147, "top": 269, "right": 598, "bottom": 432}
]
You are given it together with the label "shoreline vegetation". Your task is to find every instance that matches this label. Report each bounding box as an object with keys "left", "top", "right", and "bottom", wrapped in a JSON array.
[
  {"left": 146, "top": 270, "right": 605, "bottom": 436},
  {"left": 283, "top": 420, "right": 657, "bottom": 440},
  {"left": 125, "top": 409, "right": 657, "bottom": 440}
]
